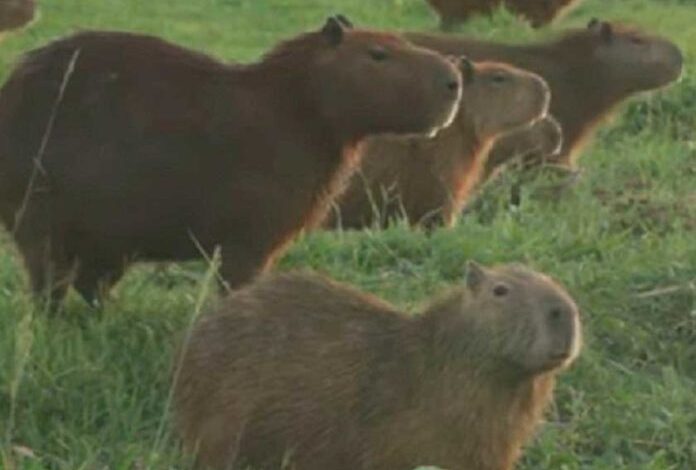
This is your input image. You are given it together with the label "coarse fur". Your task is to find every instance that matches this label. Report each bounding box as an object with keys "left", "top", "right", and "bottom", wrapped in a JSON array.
[
  {"left": 174, "top": 262, "right": 582, "bottom": 470},
  {"left": 328, "top": 60, "right": 549, "bottom": 229},
  {"left": 426, "top": 0, "right": 583, "bottom": 30},
  {"left": 407, "top": 19, "right": 683, "bottom": 167},
  {"left": 0, "top": 17, "right": 462, "bottom": 310},
  {"left": 0, "top": 0, "right": 34, "bottom": 37}
]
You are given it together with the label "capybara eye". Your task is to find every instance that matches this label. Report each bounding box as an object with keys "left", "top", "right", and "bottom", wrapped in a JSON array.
[
  {"left": 630, "top": 37, "right": 646, "bottom": 45},
  {"left": 368, "top": 46, "right": 389, "bottom": 62},
  {"left": 490, "top": 73, "right": 508, "bottom": 84},
  {"left": 493, "top": 284, "right": 509, "bottom": 297},
  {"left": 549, "top": 308, "right": 562, "bottom": 321}
]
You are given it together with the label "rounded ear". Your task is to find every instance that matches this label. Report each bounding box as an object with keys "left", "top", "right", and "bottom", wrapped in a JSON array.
[
  {"left": 321, "top": 16, "right": 345, "bottom": 46},
  {"left": 459, "top": 55, "right": 475, "bottom": 84},
  {"left": 466, "top": 261, "right": 487, "bottom": 291},
  {"left": 599, "top": 22, "right": 613, "bottom": 42},
  {"left": 335, "top": 14, "right": 354, "bottom": 29}
]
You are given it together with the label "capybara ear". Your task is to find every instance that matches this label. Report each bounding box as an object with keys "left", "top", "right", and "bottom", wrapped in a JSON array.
[
  {"left": 599, "top": 22, "right": 614, "bottom": 43},
  {"left": 466, "top": 261, "right": 487, "bottom": 291},
  {"left": 322, "top": 16, "right": 346, "bottom": 46},
  {"left": 335, "top": 14, "right": 354, "bottom": 29},
  {"left": 459, "top": 55, "right": 475, "bottom": 84},
  {"left": 587, "top": 17, "right": 600, "bottom": 29}
]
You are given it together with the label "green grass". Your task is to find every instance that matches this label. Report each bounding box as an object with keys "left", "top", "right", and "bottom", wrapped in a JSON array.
[{"left": 1, "top": 0, "right": 695, "bottom": 468}]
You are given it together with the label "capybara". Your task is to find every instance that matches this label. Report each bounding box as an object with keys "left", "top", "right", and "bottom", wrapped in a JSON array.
[
  {"left": 0, "top": 0, "right": 34, "bottom": 35},
  {"left": 426, "top": 0, "right": 583, "bottom": 30},
  {"left": 329, "top": 59, "right": 550, "bottom": 229},
  {"left": 407, "top": 19, "right": 684, "bottom": 166},
  {"left": 484, "top": 114, "right": 563, "bottom": 180},
  {"left": 174, "top": 262, "right": 582, "bottom": 470},
  {"left": 0, "top": 17, "right": 463, "bottom": 309}
]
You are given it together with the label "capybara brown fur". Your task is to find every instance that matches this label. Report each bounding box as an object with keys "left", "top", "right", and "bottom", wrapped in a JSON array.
[
  {"left": 0, "top": 0, "right": 34, "bottom": 35},
  {"left": 484, "top": 114, "right": 563, "bottom": 180},
  {"left": 0, "top": 17, "right": 463, "bottom": 309},
  {"left": 174, "top": 262, "right": 582, "bottom": 470},
  {"left": 328, "top": 59, "right": 550, "bottom": 229},
  {"left": 407, "top": 19, "right": 683, "bottom": 167},
  {"left": 426, "top": 0, "right": 583, "bottom": 30}
]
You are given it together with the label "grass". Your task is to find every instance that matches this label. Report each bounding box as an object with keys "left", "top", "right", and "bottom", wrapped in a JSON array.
[{"left": 0, "top": 0, "right": 695, "bottom": 468}]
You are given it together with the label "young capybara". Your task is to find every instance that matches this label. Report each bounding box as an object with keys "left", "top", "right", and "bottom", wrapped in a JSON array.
[
  {"left": 484, "top": 114, "right": 563, "bottom": 180},
  {"left": 0, "top": 0, "right": 34, "bottom": 35},
  {"left": 407, "top": 19, "right": 683, "bottom": 167},
  {"left": 174, "top": 262, "right": 582, "bottom": 470},
  {"left": 426, "top": 0, "right": 583, "bottom": 30},
  {"left": 0, "top": 17, "right": 463, "bottom": 309},
  {"left": 328, "top": 59, "right": 550, "bottom": 229}
]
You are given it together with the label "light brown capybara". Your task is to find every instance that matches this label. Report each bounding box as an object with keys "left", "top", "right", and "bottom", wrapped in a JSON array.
[
  {"left": 0, "top": 0, "right": 34, "bottom": 36},
  {"left": 0, "top": 16, "right": 463, "bottom": 310},
  {"left": 426, "top": 0, "right": 583, "bottom": 30},
  {"left": 174, "top": 262, "right": 582, "bottom": 470},
  {"left": 407, "top": 19, "right": 684, "bottom": 167},
  {"left": 328, "top": 59, "right": 550, "bottom": 229},
  {"left": 484, "top": 114, "right": 563, "bottom": 180}
]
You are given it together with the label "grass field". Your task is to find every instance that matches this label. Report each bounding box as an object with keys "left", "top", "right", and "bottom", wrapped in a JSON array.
[{"left": 0, "top": 0, "right": 695, "bottom": 468}]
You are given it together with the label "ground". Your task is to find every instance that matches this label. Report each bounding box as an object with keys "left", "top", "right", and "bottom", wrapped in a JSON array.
[{"left": 0, "top": 0, "right": 694, "bottom": 468}]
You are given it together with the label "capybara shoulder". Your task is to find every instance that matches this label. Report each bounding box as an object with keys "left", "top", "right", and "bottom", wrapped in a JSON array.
[{"left": 174, "top": 262, "right": 581, "bottom": 470}]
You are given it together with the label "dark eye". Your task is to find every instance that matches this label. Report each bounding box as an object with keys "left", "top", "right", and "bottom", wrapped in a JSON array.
[
  {"left": 493, "top": 284, "right": 509, "bottom": 297},
  {"left": 630, "top": 37, "right": 645, "bottom": 45},
  {"left": 549, "top": 308, "right": 562, "bottom": 321},
  {"left": 490, "top": 73, "right": 508, "bottom": 84},
  {"left": 368, "top": 46, "right": 389, "bottom": 61}
]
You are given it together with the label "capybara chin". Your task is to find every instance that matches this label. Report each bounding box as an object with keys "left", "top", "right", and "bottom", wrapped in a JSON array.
[
  {"left": 426, "top": 0, "right": 583, "bottom": 30},
  {"left": 485, "top": 114, "right": 564, "bottom": 180},
  {"left": 174, "top": 262, "right": 582, "bottom": 470},
  {"left": 407, "top": 19, "right": 683, "bottom": 167},
  {"left": 328, "top": 59, "right": 550, "bottom": 229},
  {"left": 0, "top": 16, "right": 462, "bottom": 310},
  {"left": 0, "top": 0, "right": 35, "bottom": 34}
]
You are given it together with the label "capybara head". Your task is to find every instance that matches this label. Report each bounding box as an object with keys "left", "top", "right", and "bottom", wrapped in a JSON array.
[
  {"left": 488, "top": 115, "right": 564, "bottom": 171},
  {"left": 0, "top": 0, "right": 35, "bottom": 31},
  {"left": 513, "top": 0, "right": 582, "bottom": 28},
  {"left": 306, "top": 16, "right": 462, "bottom": 138},
  {"left": 584, "top": 19, "right": 683, "bottom": 91},
  {"left": 456, "top": 58, "right": 550, "bottom": 140},
  {"left": 453, "top": 262, "right": 581, "bottom": 376}
]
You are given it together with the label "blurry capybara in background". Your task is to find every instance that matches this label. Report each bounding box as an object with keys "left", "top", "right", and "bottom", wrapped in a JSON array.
[
  {"left": 0, "top": 0, "right": 35, "bottom": 36},
  {"left": 408, "top": 19, "right": 684, "bottom": 167},
  {"left": 174, "top": 262, "right": 582, "bottom": 470},
  {"left": 0, "top": 16, "right": 463, "bottom": 310},
  {"left": 484, "top": 114, "right": 563, "bottom": 180},
  {"left": 426, "top": 0, "right": 583, "bottom": 30},
  {"left": 329, "top": 59, "right": 549, "bottom": 229}
]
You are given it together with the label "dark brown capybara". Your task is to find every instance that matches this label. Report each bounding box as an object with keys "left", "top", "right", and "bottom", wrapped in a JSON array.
[
  {"left": 0, "top": 17, "right": 463, "bottom": 310},
  {"left": 328, "top": 59, "right": 550, "bottom": 229},
  {"left": 0, "top": 0, "right": 34, "bottom": 35},
  {"left": 484, "top": 114, "right": 563, "bottom": 180},
  {"left": 426, "top": 0, "right": 583, "bottom": 30},
  {"left": 407, "top": 19, "right": 684, "bottom": 167},
  {"left": 174, "top": 262, "right": 582, "bottom": 470}
]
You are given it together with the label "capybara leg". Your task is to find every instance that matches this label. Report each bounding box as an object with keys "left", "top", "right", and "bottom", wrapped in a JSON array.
[
  {"left": 190, "top": 413, "right": 245, "bottom": 470},
  {"left": 17, "top": 238, "right": 73, "bottom": 313},
  {"left": 219, "top": 243, "right": 267, "bottom": 292},
  {"left": 439, "top": 16, "right": 462, "bottom": 31},
  {"left": 73, "top": 261, "right": 125, "bottom": 309}
]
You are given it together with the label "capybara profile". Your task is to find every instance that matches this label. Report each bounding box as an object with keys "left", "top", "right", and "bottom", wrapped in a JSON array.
[
  {"left": 408, "top": 19, "right": 683, "bottom": 167},
  {"left": 0, "top": 17, "right": 463, "bottom": 309},
  {"left": 174, "top": 262, "right": 582, "bottom": 470},
  {"left": 484, "top": 114, "right": 563, "bottom": 180},
  {"left": 329, "top": 59, "right": 549, "bottom": 229},
  {"left": 0, "top": 0, "right": 34, "bottom": 35},
  {"left": 426, "top": 0, "right": 583, "bottom": 30}
]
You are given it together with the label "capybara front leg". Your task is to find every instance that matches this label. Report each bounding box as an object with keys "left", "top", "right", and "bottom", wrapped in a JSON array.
[
  {"left": 219, "top": 242, "right": 267, "bottom": 292},
  {"left": 73, "top": 261, "right": 125, "bottom": 309},
  {"left": 17, "top": 237, "right": 73, "bottom": 313}
]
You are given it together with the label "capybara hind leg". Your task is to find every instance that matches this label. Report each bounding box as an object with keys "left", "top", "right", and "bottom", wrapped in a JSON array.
[
  {"left": 18, "top": 239, "right": 73, "bottom": 312},
  {"left": 73, "top": 261, "right": 125, "bottom": 308}
]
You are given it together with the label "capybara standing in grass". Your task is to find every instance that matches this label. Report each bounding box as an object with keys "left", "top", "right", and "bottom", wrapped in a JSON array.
[
  {"left": 426, "top": 0, "right": 583, "bottom": 30},
  {"left": 0, "top": 17, "right": 463, "bottom": 309},
  {"left": 0, "top": 0, "right": 34, "bottom": 36},
  {"left": 408, "top": 19, "right": 683, "bottom": 167},
  {"left": 174, "top": 262, "right": 582, "bottom": 470},
  {"left": 329, "top": 59, "right": 550, "bottom": 229}
]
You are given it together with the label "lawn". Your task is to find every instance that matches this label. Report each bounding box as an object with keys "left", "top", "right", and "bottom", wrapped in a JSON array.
[{"left": 0, "top": 0, "right": 694, "bottom": 468}]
